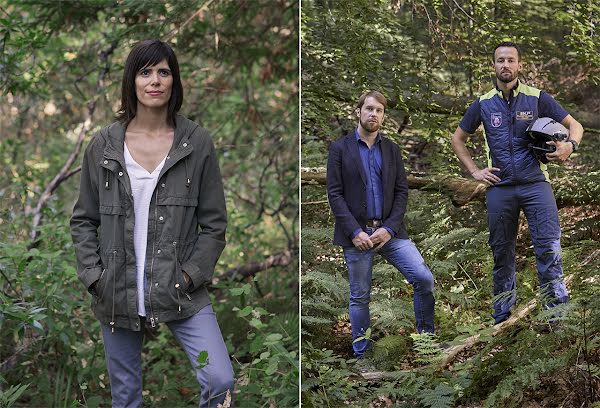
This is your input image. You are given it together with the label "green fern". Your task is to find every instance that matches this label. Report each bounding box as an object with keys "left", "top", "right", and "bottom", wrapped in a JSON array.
[
  {"left": 370, "top": 298, "right": 414, "bottom": 331},
  {"left": 483, "top": 355, "right": 570, "bottom": 408},
  {"left": 301, "top": 271, "right": 349, "bottom": 302},
  {"left": 420, "top": 227, "right": 477, "bottom": 257},
  {"left": 301, "top": 315, "right": 333, "bottom": 326},
  {"left": 410, "top": 332, "right": 443, "bottom": 365},
  {"left": 418, "top": 383, "right": 456, "bottom": 408}
]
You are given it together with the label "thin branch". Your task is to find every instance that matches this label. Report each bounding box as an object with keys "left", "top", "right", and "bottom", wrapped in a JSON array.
[
  {"left": 452, "top": 0, "right": 476, "bottom": 21},
  {"left": 28, "top": 40, "right": 118, "bottom": 246},
  {"left": 218, "top": 248, "right": 298, "bottom": 281},
  {"left": 0, "top": 268, "right": 21, "bottom": 298},
  {"left": 163, "top": 0, "right": 215, "bottom": 42},
  {"left": 57, "top": 167, "right": 82, "bottom": 184}
]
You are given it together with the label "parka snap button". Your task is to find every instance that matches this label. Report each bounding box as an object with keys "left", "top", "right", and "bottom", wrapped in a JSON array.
[
  {"left": 159, "top": 216, "right": 164, "bottom": 221},
  {"left": 166, "top": 156, "right": 170, "bottom": 160},
  {"left": 175, "top": 283, "right": 180, "bottom": 289},
  {"left": 155, "top": 282, "right": 159, "bottom": 287},
  {"left": 161, "top": 183, "right": 165, "bottom": 188},
  {"left": 183, "top": 143, "right": 188, "bottom": 147},
  {"left": 157, "top": 249, "right": 161, "bottom": 254},
  {"left": 118, "top": 171, "right": 123, "bottom": 177},
  {"left": 103, "top": 160, "right": 108, "bottom": 164}
]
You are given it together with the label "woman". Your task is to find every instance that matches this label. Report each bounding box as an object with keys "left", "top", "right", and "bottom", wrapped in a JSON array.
[{"left": 70, "top": 39, "right": 234, "bottom": 407}]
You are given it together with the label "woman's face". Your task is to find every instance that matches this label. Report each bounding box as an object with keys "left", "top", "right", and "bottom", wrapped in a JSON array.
[{"left": 135, "top": 59, "right": 173, "bottom": 110}]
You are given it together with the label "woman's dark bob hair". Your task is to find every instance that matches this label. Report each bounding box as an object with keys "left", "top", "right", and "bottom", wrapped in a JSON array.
[{"left": 117, "top": 39, "right": 183, "bottom": 127}]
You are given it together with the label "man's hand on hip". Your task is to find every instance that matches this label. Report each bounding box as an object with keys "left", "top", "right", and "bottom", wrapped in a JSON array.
[
  {"left": 545, "top": 140, "right": 573, "bottom": 162},
  {"left": 370, "top": 228, "right": 391, "bottom": 250},
  {"left": 352, "top": 231, "right": 374, "bottom": 251},
  {"left": 471, "top": 167, "right": 501, "bottom": 185}
]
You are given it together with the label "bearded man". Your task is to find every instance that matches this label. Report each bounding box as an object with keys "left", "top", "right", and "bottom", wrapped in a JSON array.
[
  {"left": 451, "top": 41, "right": 584, "bottom": 324},
  {"left": 326, "top": 90, "right": 435, "bottom": 360}
]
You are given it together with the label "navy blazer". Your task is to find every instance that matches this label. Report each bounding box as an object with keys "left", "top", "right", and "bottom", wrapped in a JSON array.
[{"left": 326, "top": 132, "right": 409, "bottom": 247}]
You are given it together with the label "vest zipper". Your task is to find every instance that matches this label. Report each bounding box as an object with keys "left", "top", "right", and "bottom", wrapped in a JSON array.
[{"left": 509, "top": 104, "right": 517, "bottom": 181}]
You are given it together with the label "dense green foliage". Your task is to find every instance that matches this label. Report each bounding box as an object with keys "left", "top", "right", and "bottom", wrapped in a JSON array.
[
  {"left": 0, "top": 0, "right": 298, "bottom": 406},
  {"left": 301, "top": 0, "right": 599, "bottom": 406}
]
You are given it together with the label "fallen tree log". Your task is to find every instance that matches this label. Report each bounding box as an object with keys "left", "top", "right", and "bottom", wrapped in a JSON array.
[
  {"left": 301, "top": 167, "right": 600, "bottom": 208},
  {"left": 302, "top": 167, "right": 488, "bottom": 207},
  {"left": 217, "top": 247, "right": 298, "bottom": 281},
  {"left": 439, "top": 274, "right": 574, "bottom": 369},
  {"left": 360, "top": 275, "right": 575, "bottom": 380}
]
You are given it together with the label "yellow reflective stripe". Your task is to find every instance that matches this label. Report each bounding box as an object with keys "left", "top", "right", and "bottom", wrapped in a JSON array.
[
  {"left": 539, "top": 161, "right": 550, "bottom": 182},
  {"left": 515, "top": 82, "right": 541, "bottom": 98},
  {"left": 482, "top": 128, "right": 492, "bottom": 168},
  {"left": 479, "top": 88, "right": 498, "bottom": 101}
]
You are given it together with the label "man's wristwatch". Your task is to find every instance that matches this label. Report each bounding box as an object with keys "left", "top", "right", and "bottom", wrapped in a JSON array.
[{"left": 568, "top": 139, "right": 579, "bottom": 153}]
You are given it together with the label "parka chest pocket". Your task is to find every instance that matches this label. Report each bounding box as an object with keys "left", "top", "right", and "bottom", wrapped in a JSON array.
[
  {"left": 155, "top": 196, "right": 198, "bottom": 241},
  {"left": 157, "top": 196, "right": 198, "bottom": 206},
  {"left": 99, "top": 205, "right": 126, "bottom": 215}
]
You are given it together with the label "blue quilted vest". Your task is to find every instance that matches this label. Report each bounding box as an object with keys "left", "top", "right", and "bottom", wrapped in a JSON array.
[{"left": 478, "top": 81, "right": 548, "bottom": 186}]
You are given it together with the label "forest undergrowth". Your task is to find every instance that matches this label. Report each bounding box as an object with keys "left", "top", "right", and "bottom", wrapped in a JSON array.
[{"left": 301, "top": 133, "right": 600, "bottom": 408}]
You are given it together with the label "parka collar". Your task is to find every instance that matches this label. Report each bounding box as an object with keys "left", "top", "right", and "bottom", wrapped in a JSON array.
[{"left": 102, "top": 114, "right": 195, "bottom": 166}]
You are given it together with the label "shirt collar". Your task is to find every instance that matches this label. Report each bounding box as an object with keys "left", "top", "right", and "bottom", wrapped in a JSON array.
[
  {"left": 495, "top": 79, "right": 521, "bottom": 99},
  {"left": 354, "top": 128, "right": 382, "bottom": 145}
]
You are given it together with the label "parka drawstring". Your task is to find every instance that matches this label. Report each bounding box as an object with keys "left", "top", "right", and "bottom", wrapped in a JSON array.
[
  {"left": 110, "top": 249, "right": 117, "bottom": 333},
  {"left": 184, "top": 157, "right": 190, "bottom": 188},
  {"left": 173, "top": 241, "right": 182, "bottom": 313},
  {"left": 104, "top": 168, "right": 110, "bottom": 190}
]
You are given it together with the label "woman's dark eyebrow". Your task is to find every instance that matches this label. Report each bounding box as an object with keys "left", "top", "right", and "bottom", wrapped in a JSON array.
[{"left": 138, "top": 67, "right": 171, "bottom": 73}]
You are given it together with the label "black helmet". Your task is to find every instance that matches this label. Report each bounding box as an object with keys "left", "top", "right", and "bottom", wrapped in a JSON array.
[{"left": 526, "top": 117, "right": 569, "bottom": 163}]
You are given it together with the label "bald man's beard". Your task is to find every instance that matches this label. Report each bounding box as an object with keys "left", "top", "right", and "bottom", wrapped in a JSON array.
[{"left": 496, "top": 69, "right": 519, "bottom": 84}]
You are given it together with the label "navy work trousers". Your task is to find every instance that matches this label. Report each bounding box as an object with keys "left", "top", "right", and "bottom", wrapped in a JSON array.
[{"left": 486, "top": 181, "right": 568, "bottom": 324}]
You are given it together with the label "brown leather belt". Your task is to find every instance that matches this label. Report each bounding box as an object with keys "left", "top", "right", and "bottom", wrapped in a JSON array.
[{"left": 366, "top": 219, "right": 383, "bottom": 228}]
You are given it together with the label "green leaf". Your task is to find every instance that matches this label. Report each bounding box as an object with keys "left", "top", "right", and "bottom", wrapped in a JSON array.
[{"left": 196, "top": 350, "right": 209, "bottom": 369}]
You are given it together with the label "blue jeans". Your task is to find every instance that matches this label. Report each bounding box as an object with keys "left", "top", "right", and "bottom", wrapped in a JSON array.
[
  {"left": 101, "top": 304, "right": 235, "bottom": 407},
  {"left": 343, "top": 235, "right": 435, "bottom": 357},
  {"left": 486, "top": 181, "right": 568, "bottom": 324}
]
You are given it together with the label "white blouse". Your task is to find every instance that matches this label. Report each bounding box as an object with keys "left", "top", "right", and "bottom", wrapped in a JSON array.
[{"left": 124, "top": 142, "right": 166, "bottom": 317}]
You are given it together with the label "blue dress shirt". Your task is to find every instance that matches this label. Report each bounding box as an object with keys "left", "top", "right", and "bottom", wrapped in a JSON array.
[{"left": 352, "top": 129, "right": 394, "bottom": 239}]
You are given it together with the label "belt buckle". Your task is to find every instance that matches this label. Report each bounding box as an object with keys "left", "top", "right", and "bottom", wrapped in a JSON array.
[{"left": 367, "top": 219, "right": 382, "bottom": 228}]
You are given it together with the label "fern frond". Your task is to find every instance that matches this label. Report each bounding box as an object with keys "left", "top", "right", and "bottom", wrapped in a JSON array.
[
  {"left": 301, "top": 271, "right": 349, "bottom": 302},
  {"left": 371, "top": 298, "right": 414, "bottom": 331},
  {"left": 410, "top": 332, "right": 443, "bottom": 364},
  {"left": 418, "top": 383, "right": 456, "bottom": 408},
  {"left": 483, "top": 355, "right": 570, "bottom": 408}
]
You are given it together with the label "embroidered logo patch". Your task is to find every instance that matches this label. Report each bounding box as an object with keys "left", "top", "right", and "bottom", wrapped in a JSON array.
[
  {"left": 491, "top": 113, "right": 502, "bottom": 128},
  {"left": 516, "top": 111, "right": 534, "bottom": 120}
]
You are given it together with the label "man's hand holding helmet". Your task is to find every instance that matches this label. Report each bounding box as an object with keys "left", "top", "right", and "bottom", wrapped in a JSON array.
[
  {"left": 526, "top": 117, "right": 573, "bottom": 163},
  {"left": 545, "top": 140, "right": 575, "bottom": 162}
]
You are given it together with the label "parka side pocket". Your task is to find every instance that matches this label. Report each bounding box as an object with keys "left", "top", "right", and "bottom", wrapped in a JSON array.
[
  {"left": 173, "top": 241, "right": 192, "bottom": 311},
  {"left": 92, "top": 268, "right": 107, "bottom": 299}
]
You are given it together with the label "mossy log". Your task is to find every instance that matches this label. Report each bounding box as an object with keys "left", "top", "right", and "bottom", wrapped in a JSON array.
[
  {"left": 359, "top": 275, "right": 574, "bottom": 380},
  {"left": 301, "top": 167, "right": 600, "bottom": 208}
]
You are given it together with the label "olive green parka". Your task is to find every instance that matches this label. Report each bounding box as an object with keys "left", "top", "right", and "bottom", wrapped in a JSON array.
[{"left": 70, "top": 115, "right": 226, "bottom": 331}]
